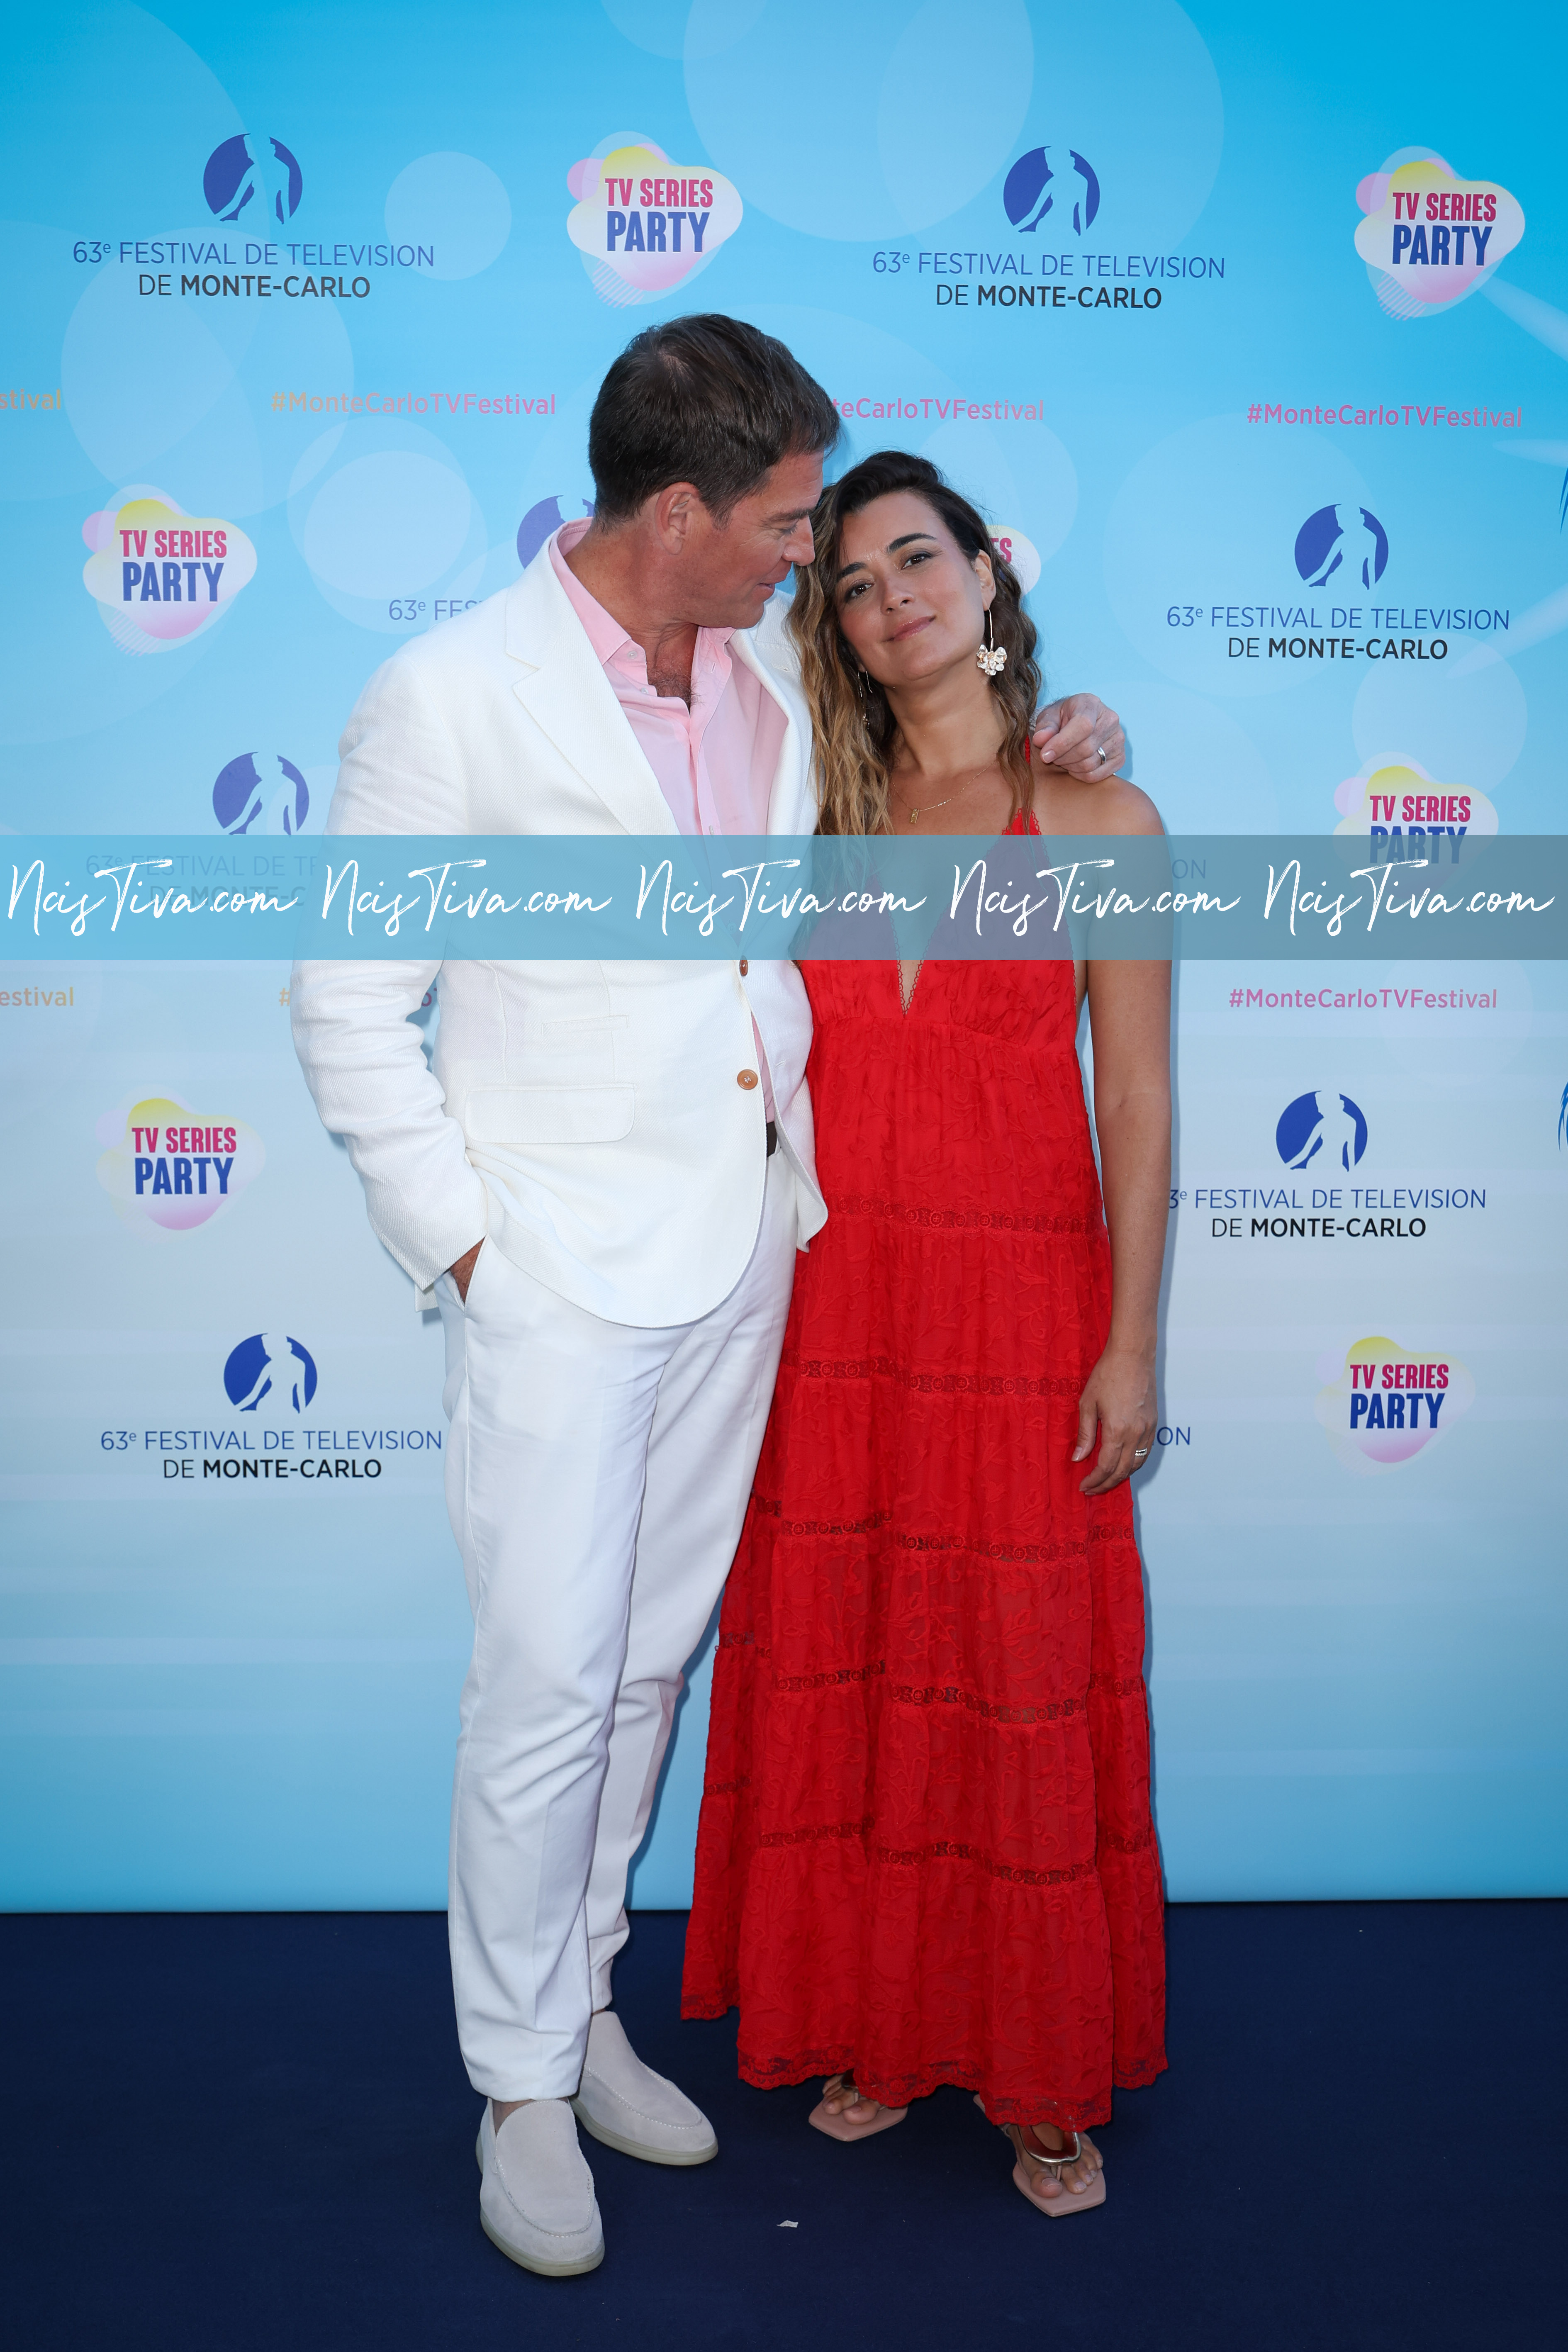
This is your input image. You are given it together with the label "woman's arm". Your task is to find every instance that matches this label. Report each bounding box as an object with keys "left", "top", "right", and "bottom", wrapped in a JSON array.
[
  {"left": 1074, "top": 954, "right": 1172, "bottom": 1495},
  {"left": 1033, "top": 771, "right": 1172, "bottom": 1493}
]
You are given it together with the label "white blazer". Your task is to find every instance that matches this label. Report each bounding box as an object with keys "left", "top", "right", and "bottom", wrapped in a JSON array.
[{"left": 290, "top": 539, "right": 825, "bottom": 1327}]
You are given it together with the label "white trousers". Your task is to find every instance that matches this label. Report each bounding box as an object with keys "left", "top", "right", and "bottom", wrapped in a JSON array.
[{"left": 437, "top": 1152, "right": 797, "bottom": 2100}]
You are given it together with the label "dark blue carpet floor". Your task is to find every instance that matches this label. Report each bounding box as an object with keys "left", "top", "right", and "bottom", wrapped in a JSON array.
[{"left": 2, "top": 1901, "right": 1561, "bottom": 2349}]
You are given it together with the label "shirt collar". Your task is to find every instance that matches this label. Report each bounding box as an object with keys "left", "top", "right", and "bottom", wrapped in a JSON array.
[{"left": 549, "top": 519, "right": 737, "bottom": 677}]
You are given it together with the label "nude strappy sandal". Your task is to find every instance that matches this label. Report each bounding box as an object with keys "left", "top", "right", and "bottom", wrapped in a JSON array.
[
  {"left": 1003, "top": 2120, "right": 1106, "bottom": 2216},
  {"left": 807, "top": 2070, "right": 908, "bottom": 2143}
]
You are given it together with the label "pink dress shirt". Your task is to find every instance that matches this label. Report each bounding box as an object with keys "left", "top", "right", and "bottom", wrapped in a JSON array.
[{"left": 550, "top": 519, "right": 784, "bottom": 1111}]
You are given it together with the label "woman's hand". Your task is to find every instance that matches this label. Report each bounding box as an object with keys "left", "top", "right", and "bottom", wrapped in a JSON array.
[{"left": 1073, "top": 1344, "right": 1157, "bottom": 1494}]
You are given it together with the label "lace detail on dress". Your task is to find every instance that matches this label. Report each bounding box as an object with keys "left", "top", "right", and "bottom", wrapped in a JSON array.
[
  {"left": 1098, "top": 1826, "right": 1157, "bottom": 1855},
  {"left": 785, "top": 1354, "right": 1084, "bottom": 1400},
  {"left": 775, "top": 1659, "right": 886, "bottom": 1694},
  {"left": 750, "top": 1500, "right": 893, "bottom": 1536},
  {"left": 752, "top": 1820, "right": 1099, "bottom": 1888},
  {"left": 759, "top": 1816, "right": 872, "bottom": 1849},
  {"left": 750, "top": 1512, "right": 1091, "bottom": 1570},
  {"left": 887, "top": 1683, "right": 1087, "bottom": 1726},
  {"left": 891, "top": 1530, "right": 1087, "bottom": 1565},
  {"left": 872, "top": 1842, "right": 1098, "bottom": 1887},
  {"left": 829, "top": 1193, "right": 1094, "bottom": 1238}
]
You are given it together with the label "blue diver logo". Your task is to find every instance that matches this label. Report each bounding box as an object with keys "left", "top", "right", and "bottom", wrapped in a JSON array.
[
  {"left": 516, "top": 494, "right": 594, "bottom": 571},
  {"left": 1294, "top": 504, "right": 1388, "bottom": 590},
  {"left": 213, "top": 753, "right": 309, "bottom": 836},
  {"left": 1276, "top": 1091, "right": 1368, "bottom": 1173},
  {"left": 1003, "top": 146, "right": 1100, "bottom": 238},
  {"left": 224, "top": 1333, "right": 318, "bottom": 1414},
  {"left": 204, "top": 134, "right": 303, "bottom": 227}
]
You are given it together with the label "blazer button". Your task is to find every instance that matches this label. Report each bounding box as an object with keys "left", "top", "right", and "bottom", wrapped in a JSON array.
[
  {"left": 738, "top": 958, "right": 749, "bottom": 976},
  {"left": 737, "top": 1069, "right": 759, "bottom": 1090}
]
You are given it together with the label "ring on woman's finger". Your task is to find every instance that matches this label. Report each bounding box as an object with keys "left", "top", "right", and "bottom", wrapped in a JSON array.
[{"left": 1133, "top": 1445, "right": 1149, "bottom": 1459}]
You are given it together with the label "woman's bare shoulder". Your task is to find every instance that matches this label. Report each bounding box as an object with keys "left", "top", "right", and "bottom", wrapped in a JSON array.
[{"left": 1035, "top": 771, "right": 1163, "bottom": 838}]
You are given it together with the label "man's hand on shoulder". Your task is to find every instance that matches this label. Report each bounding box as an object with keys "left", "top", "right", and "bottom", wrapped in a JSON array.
[
  {"left": 1032, "top": 693, "right": 1126, "bottom": 782},
  {"left": 449, "top": 1239, "right": 484, "bottom": 1302}
]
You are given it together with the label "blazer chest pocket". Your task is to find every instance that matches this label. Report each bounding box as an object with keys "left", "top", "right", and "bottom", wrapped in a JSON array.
[
  {"left": 535, "top": 1013, "right": 630, "bottom": 1081},
  {"left": 465, "top": 1085, "right": 635, "bottom": 1147}
]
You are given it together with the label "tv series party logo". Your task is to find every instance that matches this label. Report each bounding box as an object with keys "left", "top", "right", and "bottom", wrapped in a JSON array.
[
  {"left": 1354, "top": 150, "right": 1524, "bottom": 321},
  {"left": 95, "top": 1095, "right": 264, "bottom": 1233},
  {"left": 1334, "top": 758, "right": 1498, "bottom": 845},
  {"left": 566, "top": 136, "right": 742, "bottom": 309},
  {"left": 213, "top": 753, "right": 309, "bottom": 837},
  {"left": 1315, "top": 1337, "right": 1474, "bottom": 1473},
  {"left": 204, "top": 134, "right": 304, "bottom": 228},
  {"left": 81, "top": 491, "right": 256, "bottom": 653}
]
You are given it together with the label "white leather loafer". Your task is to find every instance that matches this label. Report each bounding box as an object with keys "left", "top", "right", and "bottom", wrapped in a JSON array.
[
  {"left": 476, "top": 2099, "right": 605, "bottom": 2276},
  {"left": 570, "top": 2009, "right": 718, "bottom": 2167}
]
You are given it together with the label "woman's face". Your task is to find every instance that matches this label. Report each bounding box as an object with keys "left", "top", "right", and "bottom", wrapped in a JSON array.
[{"left": 832, "top": 490, "right": 994, "bottom": 692}]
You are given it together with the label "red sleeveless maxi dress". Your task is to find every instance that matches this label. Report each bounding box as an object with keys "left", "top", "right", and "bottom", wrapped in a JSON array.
[{"left": 681, "top": 825, "right": 1167, "bottom": 2130}]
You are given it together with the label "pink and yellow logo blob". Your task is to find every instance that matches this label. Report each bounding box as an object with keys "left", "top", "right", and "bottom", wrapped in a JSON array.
[
  {"left": 566, "top": 136, "right": 742, "bottom": 309},
  {"left": 1333, "top": 758, "right": 1498, "bottom": 839},
  {"left": 989, "top": 525, "right": 1041, "bottom": 594},
  {"left": 1316, "top": 1336, "right": 1474, "bottom": 1473},
  {"left": 1354, "top": 151, "right": 1524, "bottom": 320},
  {"left": 82, "top": 489, "right": 257, "bottom": 653},
  {"left": 95, "top": 1095, "right": 264, "bottom": 1233}
]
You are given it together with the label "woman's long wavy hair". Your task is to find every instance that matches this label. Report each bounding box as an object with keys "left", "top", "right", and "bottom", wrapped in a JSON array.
[{"left": 788, "top": 450, "right": 1043, "bottom": 837}]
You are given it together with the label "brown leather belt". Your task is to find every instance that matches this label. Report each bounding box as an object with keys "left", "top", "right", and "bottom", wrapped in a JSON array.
[{"left": 765, "top": 1119, "right": 778, "bottom": 1158}]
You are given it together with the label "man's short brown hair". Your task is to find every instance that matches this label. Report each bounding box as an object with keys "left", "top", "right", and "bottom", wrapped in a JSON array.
[{"left": 588, "top": 314, "right": 841, "bottom": 524}]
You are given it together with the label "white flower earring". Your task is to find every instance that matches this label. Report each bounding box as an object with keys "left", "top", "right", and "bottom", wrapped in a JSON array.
[{"left": 976, "top": 609, "right": 1007, "bottom": 679}]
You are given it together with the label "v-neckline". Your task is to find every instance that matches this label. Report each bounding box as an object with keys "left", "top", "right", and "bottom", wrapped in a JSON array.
[{"left": 894, "top": 806, "right": 1038, "bottom": 1016}]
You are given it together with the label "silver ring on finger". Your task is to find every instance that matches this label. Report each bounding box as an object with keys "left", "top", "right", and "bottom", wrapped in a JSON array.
[
  {"left": 1133, "top": 1445, "right": 1149, "bottom": 1459},
  {"left": 1095, "top": 744, "right": 1107, "bottom": 765}
]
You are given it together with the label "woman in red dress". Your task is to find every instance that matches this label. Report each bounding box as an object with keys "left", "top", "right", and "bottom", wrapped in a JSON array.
[{"left": 682, "top": 452, "right": 1171, "bottom": 2216}]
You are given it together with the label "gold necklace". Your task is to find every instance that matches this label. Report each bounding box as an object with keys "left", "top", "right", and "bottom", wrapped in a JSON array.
[{"left": 894, "top": 789, "right": 959, "bottom": 827}]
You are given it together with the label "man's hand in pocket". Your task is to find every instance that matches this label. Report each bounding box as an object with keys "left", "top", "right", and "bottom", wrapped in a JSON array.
[{"left": 449, "top": 1240, "right": 484, "bottom": 1302}]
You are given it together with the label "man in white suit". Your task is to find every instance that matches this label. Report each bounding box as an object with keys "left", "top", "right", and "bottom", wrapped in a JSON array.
[{"left": 291, "top": 317, "right": 1124, "bottom": 2276}]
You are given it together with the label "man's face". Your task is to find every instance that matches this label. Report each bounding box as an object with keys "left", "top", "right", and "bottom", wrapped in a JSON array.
[{"left": 677, "top": 450, "right": 823, "bottom": 629}]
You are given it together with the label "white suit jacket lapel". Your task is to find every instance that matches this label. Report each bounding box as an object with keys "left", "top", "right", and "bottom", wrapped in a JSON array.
[
  {"left": 504, "top": 547, "right": 677, "bottom": 838},
  {"left": 732, "top": 604, "right": 817, "bottom": 837}
]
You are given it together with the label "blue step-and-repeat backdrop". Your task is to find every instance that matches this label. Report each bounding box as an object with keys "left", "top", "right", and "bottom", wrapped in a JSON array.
[{"left": 2, "top": 1, "right": 1565, "bottom": 1909}]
